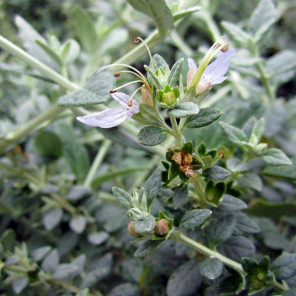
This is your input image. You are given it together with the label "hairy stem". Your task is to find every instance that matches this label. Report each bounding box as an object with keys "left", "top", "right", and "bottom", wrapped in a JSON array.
[
  {"left": 177, "top": 232, "right": 288, "bottom": 293},
  {"left": 84, "top": 139, "right": 112, "bottom": 187},
  {"left": 169, "top": 115, "right": 183, "bottom": 146}
]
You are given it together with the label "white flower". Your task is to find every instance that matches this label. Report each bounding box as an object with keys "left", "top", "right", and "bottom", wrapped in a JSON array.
[
  {"left": 187, "top": 48, "right": 235, "bottom": 94},
  {"left": 76, "top": 92, "right": 139, "bottom": 128}
]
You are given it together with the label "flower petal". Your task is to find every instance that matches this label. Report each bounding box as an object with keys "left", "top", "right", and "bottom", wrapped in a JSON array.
[
  {"left": 202, "top": 48, "right": 235, "bottom": 85},
  {"left": 188, "top": 58, "right": 197, "bottom": 71},
  {"left": 111, "top": 92, "right": 130, "bottom": 107},
  {"left": 76, "top": 108, "right": 128, "bottom": 128}
]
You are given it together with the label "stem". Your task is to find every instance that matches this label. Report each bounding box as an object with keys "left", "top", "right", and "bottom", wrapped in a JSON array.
[
  {"left": 169, "top": 115, "right": 183, "bottom": 146},
  {"left": 251, "top": 45, "right": 275, "bottom": 102},
  {"left": 0, "top": 35, "right": 78, "bottom": 91},
  {"left": 0, "top": 105, "right": 63, "bottom": 153},
  {"left": 178, "top": 232, "right": 243, "bottom": 272},
  {"left": 84, "top": 139, "right": 112, "bottom": 187},
  {"left": 177, "top": 232, "right": 288, "bottom": 293},
  {"left": 170, "top": 30, "right": 194, "bottom": 56},
  {"left": 191, "top": 175, "right": 207, "bottom": 207}
]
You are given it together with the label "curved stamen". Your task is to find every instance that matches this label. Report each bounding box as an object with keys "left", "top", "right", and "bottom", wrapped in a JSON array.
[
  {"left": 111, "top": 80, "right": 142, "bottom": 92},
  {"left": 135, "top": 36, "right": 153, "bottom": 68},
  {"left": 130, "top": 86, "right": 142, "bottom": 99}
]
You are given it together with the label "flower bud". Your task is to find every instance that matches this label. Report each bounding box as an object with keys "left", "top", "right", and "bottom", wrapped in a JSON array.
[
  {"left": 161, "top": 92, "right": 177, "bottom": 107},
  {"left": 127, "top": 221, "right": 141, "bottom": 237},
  {"left": 154, "top": 219, "right": 170, "bottom": 236}
]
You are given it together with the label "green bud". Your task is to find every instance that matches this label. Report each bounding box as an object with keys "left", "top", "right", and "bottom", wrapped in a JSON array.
[
  {"left": 154, "top": 219, "right": 170, "bottom": 236},
  {"left": 162, "top": 92, "right": 177, "bottom": 106}
]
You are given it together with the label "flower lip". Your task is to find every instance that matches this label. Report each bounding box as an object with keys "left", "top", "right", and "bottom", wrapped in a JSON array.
[
  {"left": 76, "top": 92, "right": 139, "bottom": 128},
  {"left": 187, "top": 47, "right": 235, "bottom": 92}
]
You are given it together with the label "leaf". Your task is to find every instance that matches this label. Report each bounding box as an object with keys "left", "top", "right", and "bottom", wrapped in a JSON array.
[
  {"left": 134, "top": 240, "right": 161, "bottom": 258},
  {"left": 173, "top": 184, "right": 188, "bottom": 209},
  {"left": 144, "top": 166, "right": 162, "bottom": 206},
  {"left": 35, "top": 39, "right": 63, "bottom": 67},
  {"left": 138, "top": 126, "right": 167, "bottom": 146},
  {"left": 144, "top": 65, "right": 164, "bottom": 89},
  {"left": 218, "top": 195, "right": 247, "bottom": 213},
  {"left": 127, "top": 0, "right": 174, "bottom": 37},
  {"left": 56, "top": 123, "right": 90, "bottom": 183},
  {"left": 69, "top": 215, "right": 87, "bottom": 234},
  {"left": 185, "top": 108, "right": 223, "bottom": 128},
  {"left": 108, "top": 283, "right": 140, "bottom": 296},
  {"left": 263, "top": 157, "right": 296, "bottom": 180},
  {"left": 12, "top": 277, "right": 28, "bottom": 294},
  {"left": 53, "top": 263, "right": 79, "bottom": 280},
  {"left": 261, "top": 148, "right": 292, "bottom": 166},
  {"left": 198, "top": 258, "right": 224, "bottom": 280},
  {"left": 203, "top": 166, "right": 230, "bottom": 180},
  {"left": 74, "top": 7, "right": 98, "bottom": 53},
  {"left": 32, "top": 246, "right": 52, "bottom": 261},
  {"left": 237, "top": 173, "right": 262, "bottom": 191},
  {"left": 233, "top": 213, "right": 261, "bottom": 235},
  {"left": 221, "top": 21, "right": 251, "bottom": 46},
  {"left": 264, "top": 101, "right": 286, "bottom": 137},
  {"left": 91, "top": 167, "right": 147, "bottom": 188},
  {"left": 134, "top": 215, "right": 156, "bottom": 233},
  {"left": 58, "top": 70, "right": 114, "bottom": 106},
  {"left": 248, "top": 0, "right": 277, "bottom": 42},
  {"left": 15, "top": 15, "right": 58, "bottom": 69},
  {"left": 42, "top": 249, "right": 59, "bottom": 272},
  {"left": 251, "top": 118, "right": 265, "bottom": 141},
  {"left": 226, "top": 158, "right": 249, "bottom": 173},
  {"left": 76, "top": 289, "right": 89, "bottom": 296},
  {"left": 87, "top": 232, "right": 109, "bottom": 246},
  {"left": 166, "top": 260, "right": 202, "bottom": 296},
  {"left": 81, "top": 253, "right": 113, "bottom": 288},
  {"left": 168, "top": 102, "right": 200, "bottom": 118},
  {"left": 266, "top": 50, "right": 296, "bottom": 77},
  {"left": 207, "top": 215, "right": 236, "bottom": 248},
  {"left": 219, "top": 122, "right": 247, "bottom": 145},
  {"left": 66, "top": 185, "right": 91, "bottom": 201},
  {"left": 219, "top": 236, "right": 255, "bottom": 262},
  {"left": 218, "top": 269, "right": 244, "bottom": 295},
  {"left": 139, "top": 104, "right": 166, "bottom": 127},
  {"left": 168, "top": 58, "right": 184, "bottom": 87},
  {"left": 0, "top": 229, "right": 16, "bottom": 252},
  {"left": 43, "top": 208, "right": 63, "bottom": 231},
  {"left": 112, "top": 187, "right": 132, "bottom": 208},
  {"left": 247, "top": 199, "right": 296, "bottom": 218},
  {"left": 180, "top": 209, "right": 212, "bottom": 229},
  {"left": 271, "top": 252, "right": 296, "bottom": 280},
  {"left": 205, "top": 181, "right": 225, "bottom": 206},
  {"left": 61, "top": 39, "right": 81, "bottom": 63},
  {"left": 34, "top": 131, "right": 63, "bottom": 158}
]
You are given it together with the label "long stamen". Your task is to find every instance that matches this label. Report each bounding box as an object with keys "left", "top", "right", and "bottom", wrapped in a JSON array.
[
  {"left": 97, "top": 63, "right": 146, "bottom": 81},
  {"left": 134, "top": 36, "right": 153, "bottom": 69},
  {"left": 111, "top": 80, "right": 142, "bottom": 92},
  {"left": 130, "top": 86, "right": 142, "bottom": 99},
  {"left": 115, "top": 70, "right": 146, "bottom": 82},
  {"left": 189, "top": 38, "right": 227, "bottom": 89}
]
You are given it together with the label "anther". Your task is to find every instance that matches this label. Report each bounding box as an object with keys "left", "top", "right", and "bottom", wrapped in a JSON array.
[
  {"left": 114, "top": 72, "right": 120, "bottom": 77},
  {"left": 134, "top": 37, "right": 141, "bottom": 43},
  {"left": 221, "top": 45, "right": 229, "bottom": 52},
  {"left": 127, "top": 100, "right": 132, "bottom": 107},
  {"left": 109, "top": 90, "right": 117, "bottom": 94}
]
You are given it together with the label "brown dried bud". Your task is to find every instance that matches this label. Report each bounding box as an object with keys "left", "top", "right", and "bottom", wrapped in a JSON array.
[
  {"left": 140, "top": 84, "right": 154, "bottom": 106},
  {"left": 109, "top": 90, "right": 117, "bottom": 94},
  {"left": 154, "top": 219, "right": 170, "bottom": 236},
  {"left": 127, "top": 221, "right": 141, "bottom": 237},
  {"left": 114, "top": 72, "right": 120, "bottom": 77}
]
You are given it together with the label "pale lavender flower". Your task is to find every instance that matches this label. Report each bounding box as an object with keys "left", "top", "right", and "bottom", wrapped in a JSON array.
[
  {"left": 187, "top": 48, "right": 235, "bottom": 94},
  {"left": 76, "top": 92, "right": 139, "bottom": 128}
]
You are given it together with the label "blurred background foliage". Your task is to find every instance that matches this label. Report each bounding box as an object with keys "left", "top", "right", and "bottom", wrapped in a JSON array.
[{"left": 0, "top": 0, "right": 296, "bottom": 295}]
